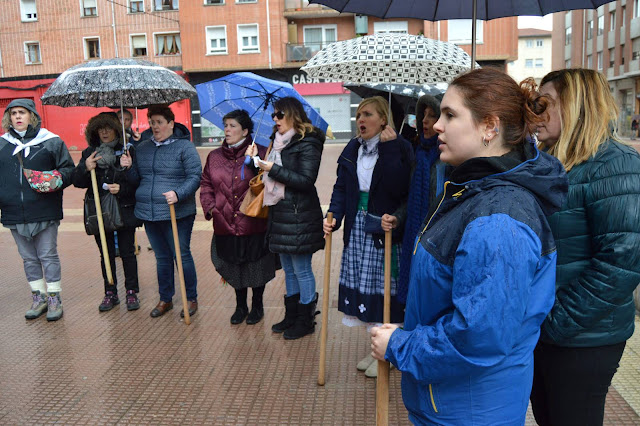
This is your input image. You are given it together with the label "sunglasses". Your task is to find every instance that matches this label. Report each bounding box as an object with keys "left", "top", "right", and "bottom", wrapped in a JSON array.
[{"left": 271, "top": 111, "right": 285, "bottom": 120}]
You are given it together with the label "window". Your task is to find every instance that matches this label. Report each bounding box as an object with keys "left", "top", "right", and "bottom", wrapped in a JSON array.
[
  {"left": 622, "top": 6, "right": 626, "bottom": 24},
  {"left": 154, "top": 0, "right": 178, "bottom": 11},
  {"left": 587, "top": 20, "right": 593, "bottom": 39},
  {"left": 130, "top": 34, "right": 147, "bottom": 57},
  {"left": 535, "top": 58, "right": 543, "bottom": 68},
  {"left": 24, "top": 42, "right": 41, "bottom": 64},
  {"left": 598, "top": 14, "right": 604, "bottom": 35},
  {"left": 525, "top": 39, "right": 533, "bottom": 48},
  {"left": 621, "top": 44, "right": 625, "bottom": 65},
  {"left": 206, "top": 26, "right": 227, "bottom": 54},
  {"left": 373, "top": 21, "right": 409, "bottom": 34},
  {"left": 635, "top": 0, "right": 640, "bottom": 18},
  {"left": 633, "top": 51, "right": 640, "bottom": 60},
  {"left": 525, "top": 59, "right": 533, "bottom": 68},
  {"left": 587, "top": 54, "right": 593, "bottom": 68},
  {"left": 20, "top": 0, "right": 37, "bottom": 21},
  {"left": 565, "top": 59, "right": 571, "bottom": 68},
  {"left": 84, "top": 37, "right": 101, "bottom": 59},
  {"left": 81, "top": 0, "right": 97, "bottom": 16},
  {"left": 448, "top": 20, "right": 483, "bottom": 44},
  {"left": 155, "top": 33, "right": 181, "bottom": 55},
  {"left": 597, "top": 52, "right": 603, "bottom": 70},
  {"left": 565, "top": 26, "right": 572, "bottom": 45},
  {"left": 205, "top": 0, "right": 224, "bottom": 4},
  {"left": 129, "top": 0, "right": 144, "bottom": 13},
  {"left": 609, "top": 47, "right": 615, "bottom": 67},
  {"left": 303, "top": 25, "right": 337, "bottom": 54},
  {"left": 237, "top": 24, "right": 259, "bottom": 53},
  {"left": 236, "top": 0, "right": 257, "bottom": 3},
  {"left": 536, "top": 39, "right": 543, "bottom": 47},
  {"left": 610, "top": 11, "right": 616, "bottom": 29}
]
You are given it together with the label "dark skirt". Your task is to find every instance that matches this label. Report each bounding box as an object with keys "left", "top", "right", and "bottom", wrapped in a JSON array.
[{"left": 210, "top": 234, "right": 276, "bottom": 289}]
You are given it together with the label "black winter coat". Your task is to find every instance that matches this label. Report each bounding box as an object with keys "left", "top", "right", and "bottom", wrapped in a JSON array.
[
  {"left": 71, "top": 141, "right": 142, "bottom": 229},
  {"left": 266, "top": 128, "right": 325, "bottom": 254}
]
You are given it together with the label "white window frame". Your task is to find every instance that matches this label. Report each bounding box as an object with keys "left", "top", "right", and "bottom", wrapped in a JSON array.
[
  {"left": 598, "top": 15, "right": 604, "bottom": 35},
  {"left": 373, "top": 21, "right": 408, "bottom": 34},
  {"left": 610, "top": 11, "right": 616, "bottom": 29},
  {"left": 536, "top": 39, "right": 543, "bottom": 47},
  {"left": 153, "top": 0, "right": 179, "bottom": 11},
  {"left": 525, "top": 59, "right": 533, "bottom": 68},
  {"left": 24, "top": 41, "right": 41, "bottom": 64},
  {"left": 130, "top": 34, "right": 148, "bottom": 57},
  {"left": 302, "top": 24, "right": 337, "bottom": 48},
  {"left": 635, "top": 0, "right": 640, "bottom": 18},
  {"left": 20, "top": 0, "right": 38, "bottom": 22},
  {"left": 565, "top": 26, "right": 572, "bottom": 45},
  {"left": 128, "top": 0, "right": 145, "bottom": 13},
  {"left": 448, "top": 20, "right": 483, "bottom": 45},
  {"left": 597, "top": 51, "right": 603, "bottom": 70},
  {"left": 236, "top": 0, "right": 257, "bottom": 4},
  {"left": 83, "top": 36, "right": 101, "bottom": 60},
  {"left": 587, "top": 54, "right": 593, "bottom": 68},
  {"left": 237, "top": 24, "right": 260, "bottom": 54},
  {"left": 206, "top": 25, "right": 228, "bottom": 55},
  {"left": 204, "top": 0, "right": 225, "bottom": 4},
  {"left": 80, "top": 0, "right": 98, "bottom": 17},
  {"left": 525, "top": 39, "right": 533, "bottom": 48},
  {"left": 153, "top": 31, "right": 182, "bottom": 56},
  {"left": 587, "top": 20, "right": 593, "bottom": 39},
  {"left": 534, "top": 58, "right": 543, "bottom": 68}
]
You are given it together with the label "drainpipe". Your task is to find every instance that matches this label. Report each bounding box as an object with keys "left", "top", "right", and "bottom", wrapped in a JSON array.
[
  {"left": 111, "top": 0, "right": 119, "bottom": 57},
  {"left": 0, "top": 44, "right": 4, "bottom": 78},
  {"left": 266, "top": 0, "right": 272, "bottom": 69}
]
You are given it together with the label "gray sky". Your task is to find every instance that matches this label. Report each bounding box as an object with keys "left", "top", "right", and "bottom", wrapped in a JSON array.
[{"left": 518, "top": 15, "right": 553, "bottom": 30}]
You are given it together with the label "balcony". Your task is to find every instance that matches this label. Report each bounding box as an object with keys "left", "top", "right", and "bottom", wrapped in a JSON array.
[
  {"left": 284, "top": 0, "right": 352, "bottom": 19},
  {"left": 285, "top": 41, "right": 335, "bottom": 62}
]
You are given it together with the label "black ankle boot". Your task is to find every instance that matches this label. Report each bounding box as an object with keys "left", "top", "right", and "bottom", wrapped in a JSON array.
[
  {"left": 230, "top": 288, "right": 248, "bottom": 325},
  {"left": 272, "top": 293, "right": 300, "bottom": 333},
  {"left": 246, "top": 286, "right": 265, "bottom": 325},
  {"left": 284, "top": 293, "right": 319, "bottom": 340}
]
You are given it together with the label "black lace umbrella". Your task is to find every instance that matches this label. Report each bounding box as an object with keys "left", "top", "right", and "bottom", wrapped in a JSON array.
[{"left": 41, "top": 58, "right": 196, "bottom": 108}]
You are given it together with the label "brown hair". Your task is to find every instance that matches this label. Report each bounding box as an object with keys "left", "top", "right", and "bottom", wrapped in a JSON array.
[
  {"left": 147, "top": 104, "right": 175, "bottom": 123},
  {"left": 449, "top": 67, "right": 548, "bottom": 148},
  {"left": 1, "top": 109, "right": 39, "bottom": 132},
  {"left": 355, "top": 96, "right": 395, "bottom": 137},
  {"left": 85, "top": 113, "right": 123, "bottom": 147},
  {"left": 539, "top": 68, "right": 620, "bottom": 171},
  {"left": 272, "top": 97, "right": 314, "bottom": 138}
]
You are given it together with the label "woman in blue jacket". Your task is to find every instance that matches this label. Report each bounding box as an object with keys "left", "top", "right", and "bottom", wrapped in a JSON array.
[
  {"left": 324, "top": 96, "right": 413, "bottom": 378},
  {"left": 530, "top": 69, "right": 640, "bottom": 426},
  {"left": 121, "top": 105, "right": 201, "bottom": 319},
  {"left": 370, "top": 68, "right": 568, "bottom": 425}
]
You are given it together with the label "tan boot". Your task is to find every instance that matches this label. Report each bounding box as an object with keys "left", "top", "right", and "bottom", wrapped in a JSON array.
[
  {"left": 365, "top": 360, "right": 378, "bottom": 378},
  {"left": 357, "top": 354, "right": 375, "bottom": 371}
]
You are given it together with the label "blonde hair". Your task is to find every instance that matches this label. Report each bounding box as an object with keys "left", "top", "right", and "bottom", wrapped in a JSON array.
[
  {"left": 1, "top": 109, "right": 39, "bottom": 132},
  {"left": 540, "top": 68, "right": 620, "bottom": 171},
  {"left": 355, "top": 96, "right": 395, "bottom": 138}
]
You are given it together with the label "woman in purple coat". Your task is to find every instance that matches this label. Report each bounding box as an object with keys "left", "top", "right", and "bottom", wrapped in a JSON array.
[{"left": 200, "top": 110, "right": 277, "bottom": 325}]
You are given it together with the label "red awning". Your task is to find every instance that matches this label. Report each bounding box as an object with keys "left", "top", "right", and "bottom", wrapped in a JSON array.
[{"left": 294, "top": 82, "right": 350, "bottom": 96}]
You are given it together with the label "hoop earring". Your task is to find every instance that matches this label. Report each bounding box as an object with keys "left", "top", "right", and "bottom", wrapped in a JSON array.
[{"left": 483, "top": 136, "right": 489, "bottom": 147}]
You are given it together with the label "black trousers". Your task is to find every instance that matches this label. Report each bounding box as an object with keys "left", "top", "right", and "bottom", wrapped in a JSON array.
[
  {"left": 94, "top": 228, "right": 139, "bottom": 294},
  {"left": 530, "top": 340, "right": 626, "bottom": 426}
]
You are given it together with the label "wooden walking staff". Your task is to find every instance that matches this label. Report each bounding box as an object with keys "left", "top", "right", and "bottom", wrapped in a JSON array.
[
  {"left": 169, "top": 204, "right": 191, "bottom": 325},
  {"left": 318, "top": 212, "right": 334, "bottom": 386},
  {"left": 376, "top": 229, "right": 392, "bottom": 426},
  {"left": 90, "top": 169, "right": 114, "bottom": 285}
]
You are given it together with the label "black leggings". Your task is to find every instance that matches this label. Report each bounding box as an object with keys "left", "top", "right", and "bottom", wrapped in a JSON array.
[
  {"left": 94, "top": 228, "right": 139, "bottom": 294},
  {"left": 530, "top": 340, "right": 626, "bottom": 426}
]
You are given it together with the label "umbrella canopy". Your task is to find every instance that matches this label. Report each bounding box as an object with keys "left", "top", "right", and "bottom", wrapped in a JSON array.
[
  {"left": 41, "top": 58, "right": 196, "bottom": 108},
  {"left": 196, "top": 72, "right": 329, "bottom": 146},
  {"left": 300, "top": 33, "right": 475, "bottom": 85}
]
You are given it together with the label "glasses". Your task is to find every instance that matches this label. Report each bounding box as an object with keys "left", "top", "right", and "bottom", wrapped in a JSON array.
[{"left": 271, "top": 111, "right": 285, "bottom": 120}]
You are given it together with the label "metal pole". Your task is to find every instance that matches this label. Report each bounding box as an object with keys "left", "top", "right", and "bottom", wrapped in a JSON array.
[
  {"left": 471, "top": 0, "right": 477, "bottom": 69},
  {"left": 111, "top": 0, "right": 119, "bottom": 58}
]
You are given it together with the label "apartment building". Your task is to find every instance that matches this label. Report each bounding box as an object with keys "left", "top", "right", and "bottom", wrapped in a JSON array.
[
  {"left": 1, "top": 0, "right": 518, "bottom": 148},
  {"left": 508, "top": 28, "right": 552, "bottom": 85},
  {"left": 553, "top": 1, "right": 640, "bottom": 136}
]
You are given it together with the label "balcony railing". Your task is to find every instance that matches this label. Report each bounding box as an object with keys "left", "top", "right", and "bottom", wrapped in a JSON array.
[
  {"left": 284, "top": 0, "right": 324, "bottom": 10},
  {"left": 285, "top": 41, "right": 333, "bottom": 62}
]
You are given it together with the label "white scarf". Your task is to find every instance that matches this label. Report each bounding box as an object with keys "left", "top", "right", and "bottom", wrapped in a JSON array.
[{"left": 2, "top": 128, "right": 60, "bottom": 158}]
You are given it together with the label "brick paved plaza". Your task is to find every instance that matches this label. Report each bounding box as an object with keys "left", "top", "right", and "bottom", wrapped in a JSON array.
[{"left": 1, "top": 144, "right": 639, "bottom": 425}]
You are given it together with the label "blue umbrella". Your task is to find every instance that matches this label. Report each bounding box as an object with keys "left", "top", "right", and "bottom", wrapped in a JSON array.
[{"left": 196, "top": 72, "right": 329, "bottom": 147}]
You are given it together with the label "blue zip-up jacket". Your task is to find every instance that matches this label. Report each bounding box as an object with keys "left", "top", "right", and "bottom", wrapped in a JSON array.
[
  {"left": 126, "top": 125, "right": 201, "bottom": 222},
  {"left": 385, "top": 143, "right": 568, "bottom": 425}
]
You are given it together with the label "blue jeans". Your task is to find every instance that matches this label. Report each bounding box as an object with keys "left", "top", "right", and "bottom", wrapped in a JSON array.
[
  {"left": 279, "top": 253, "right": 316, "bottom": 304},
  {"left": 144, "top": 215, "right": 197, "bottom": 303}
]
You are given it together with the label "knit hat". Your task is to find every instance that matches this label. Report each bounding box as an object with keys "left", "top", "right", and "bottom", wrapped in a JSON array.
[{"left": 6, "top": 99, "right": 41, "bottom": 122}]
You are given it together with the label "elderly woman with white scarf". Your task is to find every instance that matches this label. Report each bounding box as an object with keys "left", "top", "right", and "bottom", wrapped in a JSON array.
[
  {"left": 245, "top": 96, "right": 326, "bottom": 341},
  {"left": 0, "top": 98, "right": 74, "bottom": 321}
]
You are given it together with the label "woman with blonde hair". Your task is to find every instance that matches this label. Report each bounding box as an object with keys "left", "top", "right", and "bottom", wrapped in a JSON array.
[
  {"left": 531, "top": 68, "right": 640, "bottom": 426},
  {"left": 324, "top": 96, "right": 413, "bottom": 377},
  {"left": 245, "top": 96, "right": 326, "bottom": 340}
]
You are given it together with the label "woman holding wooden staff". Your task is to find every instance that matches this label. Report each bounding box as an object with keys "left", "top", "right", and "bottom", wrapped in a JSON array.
[
  {"left": 371, "top": 68, "right": 568, "bottom": 424},
  {"left": 324, "top": 96, "right": 413, "bottom": 378},
  {"left": 120, "top": 105, "right": 201, "bottom": 319}
]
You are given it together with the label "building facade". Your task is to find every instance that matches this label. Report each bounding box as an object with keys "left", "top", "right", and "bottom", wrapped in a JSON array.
[
  {"left": 508, "top": 28, "right": 552, "bottom": 85},
  {"left": 553, "top": 1, "right": 640, "bottom": 137}
]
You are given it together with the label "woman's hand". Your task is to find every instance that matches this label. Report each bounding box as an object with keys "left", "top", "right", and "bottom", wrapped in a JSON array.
[
  {"left": 258, "top": 160, "right": 274, "bottom": 172},
  {"left": 380, "top": 125, "right": 397, "bottom": 142},
  {"left": 120, "top": 152, "right": 132, "bottom": 169},
  {"left": 245, "top": 144, "right": 258, "bottom": 157},
  {"left": 370, "top": 324, "right": 399, "bottom": 361},
  {"left": 162, "top": 190, "right": 178, "bottom": 205},
  {"left": 323, "top": 217, "right": 336, "bottom": 236},
  {"left": 106, "top": 183, "right": 120, "bottom": 195},
  {"left": 85, "top": 151, "right": 102, "bottom": 171},
  {"left": 381, "top": 214, "right": 398, "bottom": 232}
]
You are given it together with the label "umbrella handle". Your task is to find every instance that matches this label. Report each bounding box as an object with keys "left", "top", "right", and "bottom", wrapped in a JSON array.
[{"left": 244, "top": 141, "right": 255, "bottom": 165}]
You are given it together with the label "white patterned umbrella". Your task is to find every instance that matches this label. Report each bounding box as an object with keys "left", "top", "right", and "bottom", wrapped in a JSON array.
[
  {"left": 41, "top": 58, "right": 196, "bottom": 108},
  {"left": 301, "top": 33, "right": 476, "bottom": 85}
]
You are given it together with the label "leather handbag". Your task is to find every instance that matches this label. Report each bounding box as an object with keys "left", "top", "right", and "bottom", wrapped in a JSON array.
[
  {"left": 84, "top": 191, "right": 123, "bottom": 235},
  {"left": 239, "top": 143, "right": 272, "bottom": 219}
]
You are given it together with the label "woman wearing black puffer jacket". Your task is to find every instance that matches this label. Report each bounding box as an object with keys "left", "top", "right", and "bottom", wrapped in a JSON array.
[
  {"left": 72, "top": 113, "right": 142, "bottom": 313},
  {"left": 245, "top": 97, "right": 325, "bottom": 340}
]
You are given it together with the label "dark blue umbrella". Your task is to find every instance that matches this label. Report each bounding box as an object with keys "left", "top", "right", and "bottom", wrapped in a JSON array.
[
  {"left": 196, "top": 72, "right": 329, "bottom": 147},
  {"left": 310, "top": 0, "right": 617, "bottom": 65}
]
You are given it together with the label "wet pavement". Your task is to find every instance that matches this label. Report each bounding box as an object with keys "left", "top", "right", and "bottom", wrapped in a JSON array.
[{"left": 0, "top": 144, "right": 638, "bottom": 425}]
